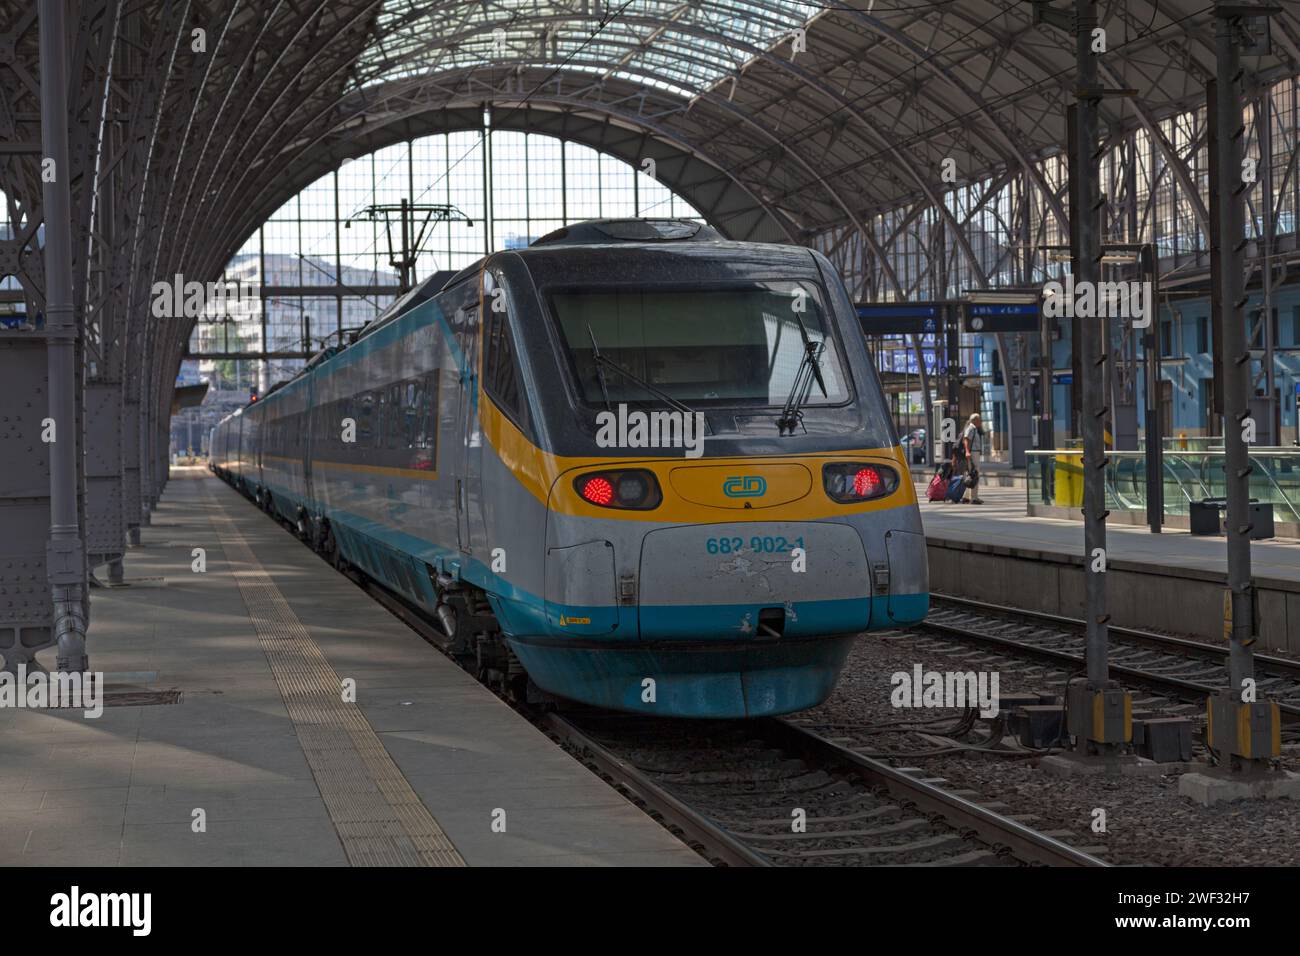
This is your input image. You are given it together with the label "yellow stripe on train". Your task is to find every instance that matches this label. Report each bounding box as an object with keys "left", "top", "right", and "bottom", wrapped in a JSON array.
[{"left": 478, "top": 391, "right": 918, "bottom": 522}]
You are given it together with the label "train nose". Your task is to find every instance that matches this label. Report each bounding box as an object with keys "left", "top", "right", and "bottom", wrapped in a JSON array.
[{"left": 636, "top": 521, "right": 875, "bottom": 639}]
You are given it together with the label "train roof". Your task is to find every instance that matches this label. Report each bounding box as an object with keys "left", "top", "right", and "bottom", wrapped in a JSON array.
[{"left": 530, "top": 218, "right": 721, "bottom": 246}]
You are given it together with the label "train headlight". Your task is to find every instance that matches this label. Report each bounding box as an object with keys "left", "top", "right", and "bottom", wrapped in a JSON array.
[
  {"left": 574, "top": 469, "right": 662, "bottom": 510},
  {"left": 822, "top": 463, "right": 899, "bottom": 503}
]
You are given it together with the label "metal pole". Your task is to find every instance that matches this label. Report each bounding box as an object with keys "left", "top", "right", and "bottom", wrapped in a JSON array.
[
  {"left": 1214, "top": 7, "right": 1255, "bottom": 695},
  {"left": 39, "top": 0, "right": 89, "bottom": 672},
  {"left": 945, "top": 307, "right": 960, "bottom": 460},
  {"left": 1075, "top": 0, "right": 1108, "bottom": 686},
  {"left": 1260, "top": 92, "right": 1276, "bottom": 443},
  {"left": 481, "top": 106, "right": 493, "bottom": 257},
  {"left": 399, "top": 197, "right": 411, "bottom": 293},
  {"left": 913, "top": 333, "right": 934, "bottom": 467},
  {"left": 1143, "top": 245, "right": 1164, "bottom": 533}
]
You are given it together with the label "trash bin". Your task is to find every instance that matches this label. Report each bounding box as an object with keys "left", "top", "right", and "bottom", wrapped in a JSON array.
[
  {"left": 1190, "top": 498, "right": 1274, "bottom": 538},
  {"left": 1251, "top": 502, "right": 1275, "bottom": 540},
  {"left": 1189, "top": 499, "right": 1223, "bottom": 535}
]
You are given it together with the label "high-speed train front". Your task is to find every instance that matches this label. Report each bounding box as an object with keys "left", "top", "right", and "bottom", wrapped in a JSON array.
[{"left": 480, "top": 220, "right": 928, "bottom": 717}]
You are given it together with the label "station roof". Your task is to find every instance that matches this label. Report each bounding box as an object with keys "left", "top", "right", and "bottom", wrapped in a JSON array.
[
  {"left": 154, "top": 0, "right": 1300, "bottom": 279},
  {"left": 5, "top": 0, "right": 1298, "bottom": 414}
]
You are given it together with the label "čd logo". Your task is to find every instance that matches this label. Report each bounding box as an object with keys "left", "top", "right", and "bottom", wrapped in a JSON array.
[{"left": 722, "top": 475, "right": 767, "bottom": 498}]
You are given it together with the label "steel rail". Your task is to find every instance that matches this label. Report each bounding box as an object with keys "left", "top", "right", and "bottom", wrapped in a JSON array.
[
  {"left": 932, "top": 593, "right": 1300, "bottom": 677},
  {"left": 542, "top": 713, "right": 773, "bottom": 868},
  {"left": 766, "top": 718, "right": 1108, "bottom": 868},
  {"left": 924, "top": 593, "right": 1300, "bottom": 723}
]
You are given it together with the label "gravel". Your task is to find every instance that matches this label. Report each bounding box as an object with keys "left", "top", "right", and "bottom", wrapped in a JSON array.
[{"left": 797, "top": 630, "right": 1300, "bottom": 866}]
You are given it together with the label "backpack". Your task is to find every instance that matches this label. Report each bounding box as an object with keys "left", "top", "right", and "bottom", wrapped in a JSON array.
[{"left": 946, "top": 473, "right": 967, "bottom": 502}]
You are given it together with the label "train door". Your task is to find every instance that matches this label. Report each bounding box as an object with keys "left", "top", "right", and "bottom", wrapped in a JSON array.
[{"left": 454, "top": 304, "right": 482, "bottom": 555}]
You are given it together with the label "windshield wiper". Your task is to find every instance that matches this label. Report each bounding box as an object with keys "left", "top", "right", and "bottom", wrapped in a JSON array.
[
  {"left": 587, "top": 325, "right": 612, "bottom": 411},
  {"left": 586, "top": 326, "right": 700, "bottom": 420},
  {"left": 776, "top": 316, "right": 827, "bottom": 436}
]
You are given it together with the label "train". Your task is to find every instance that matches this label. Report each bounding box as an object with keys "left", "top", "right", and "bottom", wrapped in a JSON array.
[{"left": 209, "top": 217, "right": 929, "bottom": 718}]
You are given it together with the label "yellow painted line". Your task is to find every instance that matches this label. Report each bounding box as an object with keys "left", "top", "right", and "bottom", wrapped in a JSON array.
[{"left": 204, "top": 483, "right": 464, "bottom": 867}]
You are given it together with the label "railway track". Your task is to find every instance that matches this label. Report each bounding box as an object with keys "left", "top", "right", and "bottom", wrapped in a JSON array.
[
  {"left": 921, "top": 594, "right": 1300, "bottom": 726},
  {"left": 335, "top": 557, "right": 1106, "bottom": 867},
  {"left": 546, "top": 712, "right": 1106, "bottom": 867}
]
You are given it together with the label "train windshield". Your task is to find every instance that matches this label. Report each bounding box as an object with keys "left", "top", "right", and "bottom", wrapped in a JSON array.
[{"left": 548, "top": 281, "right": 851, "bottom": 407}]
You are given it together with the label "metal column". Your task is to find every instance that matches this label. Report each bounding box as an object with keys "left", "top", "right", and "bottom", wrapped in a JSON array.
[
  {"left": 1074, "top": 0, "right": 1108, "bottom": 689},
  {"left": 38, "top": 0, "right": 89, "bottom": 672},
  {"left": 945, "top": 307, "right": 961, "bottom": 461},
  {"left": 1202, "top": 3, "right": 1283, "bottom": 768},
  {"left": 1213, "top": 7, "right": 1255, "bottom": 697},
  {"left": 1141, "top": 245, "right": 1165, "bottom": 533}
]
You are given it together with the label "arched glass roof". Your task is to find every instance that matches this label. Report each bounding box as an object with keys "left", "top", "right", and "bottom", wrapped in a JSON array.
[
  {"left": 361, "top": 0, "right": 816, "bottom": 99},
  {"left": 188, "top": 129, "right": 704, "bottom": 390}
]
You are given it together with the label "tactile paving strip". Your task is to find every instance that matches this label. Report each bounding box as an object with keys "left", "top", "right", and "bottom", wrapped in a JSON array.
[{"left": 204, "top": 486, "right": 465, "bottom": 867}]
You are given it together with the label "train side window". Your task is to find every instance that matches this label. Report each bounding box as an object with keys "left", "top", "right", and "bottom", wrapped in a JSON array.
[
  {"left": 483, "top": 308, "right": 526, "bottom": 426},
  {"left": 358, "top": 391, "right": 373, "bottom": 446},
  {"left": 404, "top": 380, "right": 418, "bottom": 449},
  {"left": 389, "top": 383, "right": 402, "bottom": 450},
  {"left": 421, "top": 369, "right": 439, "bottom": 456}
]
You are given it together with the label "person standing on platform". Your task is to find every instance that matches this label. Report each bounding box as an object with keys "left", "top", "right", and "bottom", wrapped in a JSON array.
[{"left": 952, "top": 412, "right": 985, "bottom": 505}]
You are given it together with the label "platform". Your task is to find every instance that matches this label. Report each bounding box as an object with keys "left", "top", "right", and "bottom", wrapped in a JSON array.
[
  {"left": 0, "top": 471, "right": 703, "bottom": 867},
  {"left": 921, "top": 486, "right": 1300, "bottom": 653}
]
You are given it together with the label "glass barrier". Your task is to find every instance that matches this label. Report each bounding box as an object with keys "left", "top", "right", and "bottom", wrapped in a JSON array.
[
  {"left": 1058, "top": 437, "right": 1241, "bottom": 452},
  {"left": 1143, "top": 436, "right": 1225, "bottom": 452},
  {"left": 1025, "top": 449, "right": 1300, "bottom": 523}
]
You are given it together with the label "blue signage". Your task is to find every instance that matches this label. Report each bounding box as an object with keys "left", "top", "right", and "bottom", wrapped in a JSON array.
[
  {"left": 857, "top": 302, "right": 945, "bottom": 335},
  {"left": 879, "top": 348, "right": 940, "bottom": 375}
]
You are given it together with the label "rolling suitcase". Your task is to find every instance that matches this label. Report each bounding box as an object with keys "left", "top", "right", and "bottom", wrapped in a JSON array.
[{"left": 926, "top": 471, "right": 949, "bottom": 501}]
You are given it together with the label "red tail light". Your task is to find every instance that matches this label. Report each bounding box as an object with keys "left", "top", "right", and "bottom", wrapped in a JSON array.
[
  {"left": 579, "top": 475, "right": 614, "bottom": 506},
  {"left": 823, "top": 462, "right": 898, "bottom": 503},
  {"left": 853, "top": 467, "right": 882, "bottom": 496},
  {"left": 573, "top": 469, "right": 662, "bottom": 510}
]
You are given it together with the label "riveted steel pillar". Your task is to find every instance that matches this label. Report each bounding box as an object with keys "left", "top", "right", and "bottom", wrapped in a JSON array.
[
  {"left": 1213, "top": 8, "right": 1255, "bottom": 697},
  {"left": 1074, "top": 0, "right": 1108, "bottom": 688},
  {"left": 39, "top": 0, "right": 89, "bottom": 672}
]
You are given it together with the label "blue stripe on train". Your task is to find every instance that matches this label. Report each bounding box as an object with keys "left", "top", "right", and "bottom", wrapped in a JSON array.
[{"left": 506, "top": 632, "right": 860, "bottom": 718}]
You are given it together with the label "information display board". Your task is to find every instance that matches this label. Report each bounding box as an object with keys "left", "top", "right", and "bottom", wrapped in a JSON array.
[{"left": 963, "top": 301, "right": 1040, "bottom": 333}]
